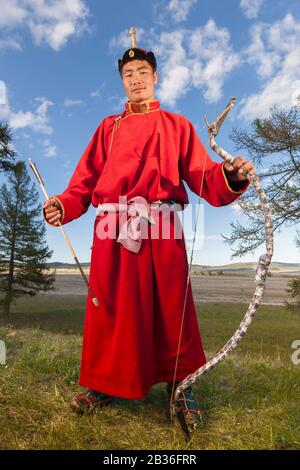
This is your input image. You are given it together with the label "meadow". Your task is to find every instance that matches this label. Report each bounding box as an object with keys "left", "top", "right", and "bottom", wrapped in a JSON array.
[{"left": 0, "top": 293, "right": 299, "bottom": 450}]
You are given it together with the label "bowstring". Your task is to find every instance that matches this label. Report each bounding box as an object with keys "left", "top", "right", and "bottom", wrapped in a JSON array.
[{"left": 169, "top": 121, "right": 211, "bottom": 414}]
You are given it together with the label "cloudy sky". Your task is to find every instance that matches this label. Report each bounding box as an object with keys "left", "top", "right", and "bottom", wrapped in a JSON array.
[{"left": 0, "top": 0, "right": 299, "bottom": 265}]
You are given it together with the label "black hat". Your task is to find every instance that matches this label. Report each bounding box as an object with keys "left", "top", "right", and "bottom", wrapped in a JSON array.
[
  {"left": 118, "top": 27, "right": 157, "bottom": 75},
  {"left": 118, "top": 48, "right": 157, "bottom": 75}
]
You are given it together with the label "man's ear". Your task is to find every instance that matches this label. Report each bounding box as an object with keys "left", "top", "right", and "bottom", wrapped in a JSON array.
[{"left": 154, "top": 71, "right": 158, "bottom": 84}]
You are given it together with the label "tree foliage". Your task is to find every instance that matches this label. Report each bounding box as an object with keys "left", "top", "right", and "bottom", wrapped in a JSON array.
[
  {"left": 0, "top": 122, "right": 16, "bottom": 173},
  {"left": 224, "top": 100, "right": 300, "bottom": 257},
  {"left": 286, "top": 278, "right": 300, "bottom": 310}
]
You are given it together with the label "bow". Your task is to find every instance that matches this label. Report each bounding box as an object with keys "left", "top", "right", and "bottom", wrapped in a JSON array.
[{"left": 171, "top": 98, "right": 274, "bottom": 440}]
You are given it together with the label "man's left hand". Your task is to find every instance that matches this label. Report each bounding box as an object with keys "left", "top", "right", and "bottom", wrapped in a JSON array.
[{"left": 223, "top": 156, "right": 257, "bottom": 183}]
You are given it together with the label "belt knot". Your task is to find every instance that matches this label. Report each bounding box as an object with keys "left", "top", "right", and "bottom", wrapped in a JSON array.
[{"left": 96, "top": 196, "right": 181, "bottom": 254}]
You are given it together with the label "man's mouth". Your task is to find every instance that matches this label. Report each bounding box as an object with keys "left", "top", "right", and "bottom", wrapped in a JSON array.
[{"left": 132, "top": 88, "right": 145, "bottom": 92}]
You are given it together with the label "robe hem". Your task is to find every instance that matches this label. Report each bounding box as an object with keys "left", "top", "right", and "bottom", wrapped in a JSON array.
[{"left": 79, "top": 366, "right": 206, "bottom": 400}]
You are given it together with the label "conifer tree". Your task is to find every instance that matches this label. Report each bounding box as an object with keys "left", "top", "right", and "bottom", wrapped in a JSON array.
[{"left": 0, "top": 161, "right": 55, "bottom": 316}]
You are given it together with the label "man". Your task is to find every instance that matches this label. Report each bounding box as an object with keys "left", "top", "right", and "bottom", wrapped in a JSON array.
[{"left": 43, "top": 32, "right": 255, "bottom": 432}]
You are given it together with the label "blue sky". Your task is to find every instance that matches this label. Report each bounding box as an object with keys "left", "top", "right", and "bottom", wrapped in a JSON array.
[{"left": 0, "top": 0, "right": 299, "bottom": 265}]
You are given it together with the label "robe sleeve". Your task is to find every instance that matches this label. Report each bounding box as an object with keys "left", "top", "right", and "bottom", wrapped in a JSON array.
[
  {"left": 43, "top": 122, "right": 106, "bottom": 226},
  {"left": 179, "top": 117, "right": 250, "bottom": 207}
]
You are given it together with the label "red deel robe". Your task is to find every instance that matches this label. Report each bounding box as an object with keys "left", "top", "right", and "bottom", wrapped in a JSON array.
[{"left": 44, "top": 100, "right": 249, "bottom": 399}]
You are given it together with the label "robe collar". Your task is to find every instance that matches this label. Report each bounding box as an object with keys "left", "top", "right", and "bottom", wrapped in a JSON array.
[{"left": 125, "top": 99, "right": 160, "bottom": 114}]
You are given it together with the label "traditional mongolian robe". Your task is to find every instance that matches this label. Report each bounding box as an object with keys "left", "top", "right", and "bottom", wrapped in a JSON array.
[{"left": 44, "top": 100, "right": 249, "bottom": 399}]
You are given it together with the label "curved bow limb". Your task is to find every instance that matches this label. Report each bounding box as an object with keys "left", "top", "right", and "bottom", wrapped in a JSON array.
[{"left": 171, "top": 98, "right": 274, "bottom": 440}]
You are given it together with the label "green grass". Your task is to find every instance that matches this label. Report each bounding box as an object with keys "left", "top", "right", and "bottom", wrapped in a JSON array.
[{"left": 0, "top": 296, "right": 299, "bottom": 450}]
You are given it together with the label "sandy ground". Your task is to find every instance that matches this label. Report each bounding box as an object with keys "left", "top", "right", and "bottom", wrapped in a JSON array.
[{"left": 42, "top": 272, "right": 293, "bottom": 305}]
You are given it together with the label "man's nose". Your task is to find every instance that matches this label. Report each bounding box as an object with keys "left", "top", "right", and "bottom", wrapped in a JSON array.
[
  {"left": 131, "top": 73, "right": 143, "bottom": 84},
  {"left": 132, "top": 76, "right": 142, "bottom": 83}
]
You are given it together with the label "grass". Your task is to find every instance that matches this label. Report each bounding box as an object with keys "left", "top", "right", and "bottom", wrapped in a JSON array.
[{"left": 0, "top": 296, "right": 299, "bottom": 450}]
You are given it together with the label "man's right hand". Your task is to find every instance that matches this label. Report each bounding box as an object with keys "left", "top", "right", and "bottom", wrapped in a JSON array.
[{"left": 43, "top": 198, "right": 63, "bottom": 226}]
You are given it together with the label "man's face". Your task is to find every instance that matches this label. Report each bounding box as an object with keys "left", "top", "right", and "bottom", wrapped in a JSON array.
[{"left": 121, "top": 60, "right": 158, "bottom": 103}]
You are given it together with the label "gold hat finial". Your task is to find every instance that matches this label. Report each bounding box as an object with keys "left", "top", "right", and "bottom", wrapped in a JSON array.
[{"left": 129, "top": 27, "right": 138, "bottom": 48}]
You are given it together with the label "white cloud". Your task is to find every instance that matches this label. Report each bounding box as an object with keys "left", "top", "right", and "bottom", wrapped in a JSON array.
[
  {"left": 64, "top": 99, "right": 84, "bottom": 107},
  {"left": 189, "top": 20, "right": 239, "bottom": 102},
  {"left": 0, "top": 85, "right": 54, "bottom": 134},
  {"left": 240, "top": 51, "right": 300, "bottom": 119},
  {"left": 90, "top": 82, "right": 105, "bottom": 99},
  {"left": 244, "top": 24, "right": 280, "bottom": 79},
  {"left": 9, "top": 98, "right": 53, "bottom": 134},
  {"left": 0, "top": 81, "right": 10, "bottom": 121},
  {"left": 155, "top": 0, "right": 197, "bottom": 25},
  {"left": 0, "top": 0, "right": 89, "bottom": 51},
  {"left": 154, "top": 20, "right": 239, "bottom": 106},
  {"left": 166, "top": 0, "right": 197, "bottom": 23},
  {"left": 157, "top": 65, "right": 190, "bottom": 106},
  {"left": 0, "top": 37, "right": 22, "bottom": 51},
  {"left": 0, "top": 80, "right": 7, "bottom": 105},
  {"left": 240, "top": 14, "right": 300, "bottom": 120},
  {"left": 90, "top": 90, "right": 100, "bottom": 98},
  {"left": 240, "top": 0, "right": 263, "bottom": 19},
  {"left": 42, "top": 139, "right": 57, "bottom": 157},
  {"left": 244, "top": 14, "right": 300, "bottom": 79},
  {"left": 0, "top": 0, "right": 27, "bottom": 28},
  {"left": 155, "top": 30, "right": 190, "bottom": 106}
]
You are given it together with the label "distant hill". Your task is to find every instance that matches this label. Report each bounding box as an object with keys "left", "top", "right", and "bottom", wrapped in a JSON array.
[
  {"left": 191, "top": 261, "right": 300, "bottom": 274},
  {"left": 47, "top": 261, "right": 300, "bottom": 274},
  {"left": 47, "top": 262, "right": 90, "bottom": 268}
]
